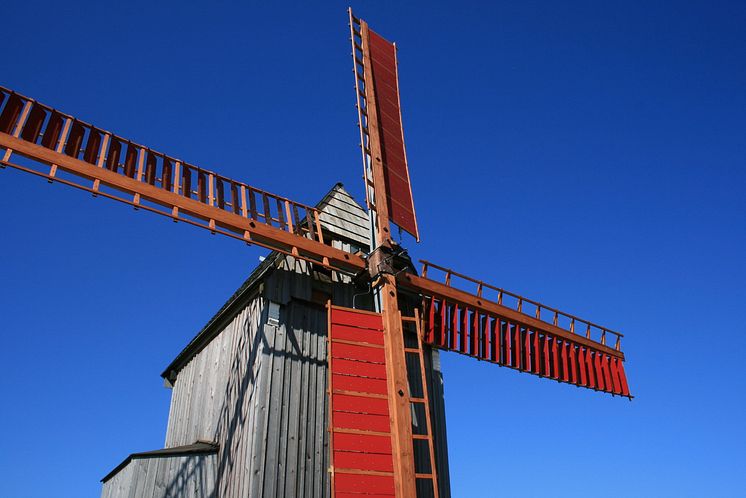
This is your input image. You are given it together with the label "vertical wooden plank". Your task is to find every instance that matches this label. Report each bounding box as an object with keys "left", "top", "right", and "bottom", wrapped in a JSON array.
[
  {"left": 609, "top": 356, "right": 621, "bottom": 395},
  {"left": 276, "top": 198, "right": 286, "bottom": 230},
  {"left": 123, "top": 143, "right": 138, "bottom": 178},
  {"left": 585, "top": 349, "right": 596, "bottom": 389},
  {"left": 459, "top": 307, "right": 468, "bottom": 354},
  {"left": 502, "top": 320, "right": 510, "bottom": 366},
  {"left": 483, "top": 315, "right": 491, "bottom": 361},
  {"left": 20, "top": 103, "right": 46, "bottom": 143},
  {"left": 248, "top": 187, "right": 258, "bottom": 220},
  {"left": 425, "top": 296, "right": 435, "bottom": 344},
  {"left": 576, "top": 346, "right": 586, "bottom": 386},
  {"left": 614, "top": 358, "right": 629, "bottom": 396},
  {"left": 594, "top": 352, "right": 606, "bottom": 392},
  {"left": 602, "top": 355, "right": 613, "bottom": 393},
  {"left": 565, "top": 343, "right": 574, "bottom": 384},
  {"left": 561, "top": 341, "right": 570, "bottom": 382},
  {"left": 64, "top": 120, "right": 85, "bottom": 159},
  {"left": 450, "top": 304, "right": 458, "bottom": 350},
  {"left": 551, "top": 338, "right": 560, "bottom": 380},
  {"left": 284, "top": 200, "right": 294, "bottom": 232},
  {"left": 262, "top": 193, "right": 272, "bottom": 225},
  {"left": 438, "top": 299, "right": 447, "bottom": 348},
  {"left": 531, "top": 331, "right": 539, "bottom": 374},
  {"left": 240, "top": 185, "right": 248, "bottom": 217},
  {"left": 513, "top": 324, "right": 521, "bottom": 370},
  {"left": 470, "top": 310, "right": 479, "bottom": 357}
]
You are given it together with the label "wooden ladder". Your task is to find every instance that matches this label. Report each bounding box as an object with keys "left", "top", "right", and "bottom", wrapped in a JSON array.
[{"left": 401, "top": 310, "right": 440, "bottom": 498}]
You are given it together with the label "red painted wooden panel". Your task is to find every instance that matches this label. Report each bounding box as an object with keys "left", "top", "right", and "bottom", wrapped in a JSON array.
[
  {"left": 331, "top": 342, "right": 386, "bottom": 364},
  {"left": 470, "top": 311, "right": 479, "bottom": 357},
  {"left": 577, "top": 346, "right": 587, "bottom": 386},
  {"left": 333, "top": 432, "right": 392, "bottom": 455},
  {"left": 615, "top": 358, "right": 631, "bottom": 396},
  {"left": 331, "top": 323, "right": 385, "bottom": 345},
  {"left": 329, "top": 306, "right": 396, "bottom": 497},
  {"left": 594, "top": 351, "right": 605, "bottom": 391},
  {"left": 551, "top": 338, "right": 560, "bottom": 380},
  {"left": 602, "top": 355, "right": 613, "bottom": 393},
  {"left": 332, "top": 358, "right": 387, "bottom": 379},
  {"left": 331, "top": 308, "right": 384, "bottom": 330},
  {"left": 333, "top": 393, "right": 389, "bottom": 416},
  {"left": 450, "top": 304, "right": 458, "bottom": 350},
  {"left": 586, "top": 349, "right": 597, "bottom": 389},
  {"left": 561, "top": 342, "right": 570, "bottom": 382},
  {"left": 438, "top": 299, "right": 447, "bottom": 347},
  {"left": 503, "top": 321, "right": 511, "bottom": 366},
  {"left": 334, "top": 450, "right": 395, "bottom": 473},
  {"left": 609, "top": 357, "right": 622, "bottom": 395},
  {"left": 484, "top": 316, "right": 491, "bottom": 361},
  {"left": 336, "top": 493, "right": 395, "bottom": 498},
  {"left": 335, "top": 473, "right": 396, "bottom": 495},
  {"left": 332, "top": 373, "right": 389, "bottom": 395},
  {"left": 426, "top": 296, "right": 435, "bottom": 344},
  {"left": 568, "top": 343, "right": 577, "bottom": 384},
  {"left": 333, "top": 411, "right": 391, "bottom": 433},
  {"left": 513, "top": 324, "right": 522, "bottom": 369},
  {"left": 460, "top": 307, "right": 468, "bottom": 354}
]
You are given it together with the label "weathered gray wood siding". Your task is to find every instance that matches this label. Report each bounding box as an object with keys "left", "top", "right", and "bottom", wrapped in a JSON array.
[
  {"left": 164, "top": 297, "right": 264, "bottom": 448},
  {"left": 317, "top": 184, "right": 370, "bottom": 247},
  {"left": 160, "top": 294, "right": 331, "bottom": 496},
  {"left": 101, "top": 453, "right": 217, "bottom": 498}
]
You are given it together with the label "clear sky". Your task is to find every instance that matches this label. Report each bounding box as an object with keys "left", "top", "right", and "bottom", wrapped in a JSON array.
[{"left": 1, "top": 1, "right": 744, "bottom": 497}]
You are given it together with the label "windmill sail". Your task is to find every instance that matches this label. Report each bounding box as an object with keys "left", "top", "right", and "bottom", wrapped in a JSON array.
[
  {"left": 0, "top": 86, "right": 364, "bottom": 273},
  {"left": 351, "top": 14, "right": 419, "bottom": 240},
  {"left": 399, "top": 261, "right": 632, "bottom": 397}
]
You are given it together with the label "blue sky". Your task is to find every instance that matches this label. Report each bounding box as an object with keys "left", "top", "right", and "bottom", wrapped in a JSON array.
[{"left": 1, "top": 1, "right": 744, "bottom": 497}]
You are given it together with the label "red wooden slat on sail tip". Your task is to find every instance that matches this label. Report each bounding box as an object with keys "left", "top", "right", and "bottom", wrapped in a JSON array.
[
  {"left": 577, "top": 347, "right": 588, "bottom": 386},
  {"left": 615, "top": 358, "right": 631, "bottom": 397},
  {"left": 595, "top": 351, "right": 606, "bottom": 391},
  {"left": 439, "top": 299, "right": 447, "bottom": 347},
  {"left": 551, "top": 338, "right": 559, "bottom": 380},
  {"left": 426, "top": 295, "right": 435, "bottom": 344},
  {"left": 568, "top": 344, "right": 577, "bottom": 384}
]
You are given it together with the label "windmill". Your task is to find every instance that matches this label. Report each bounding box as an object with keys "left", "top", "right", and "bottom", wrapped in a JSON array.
[{"left": 0, "top": 8, "right": 631, "bottom": 498}]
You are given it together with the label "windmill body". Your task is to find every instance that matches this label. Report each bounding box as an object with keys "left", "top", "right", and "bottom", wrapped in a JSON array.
[
  {"left": 100, "top": 184, "right": 451, "bottom": 497},
  {"left": 0, "top": 9, "right": 630, "bottom": 498}
]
